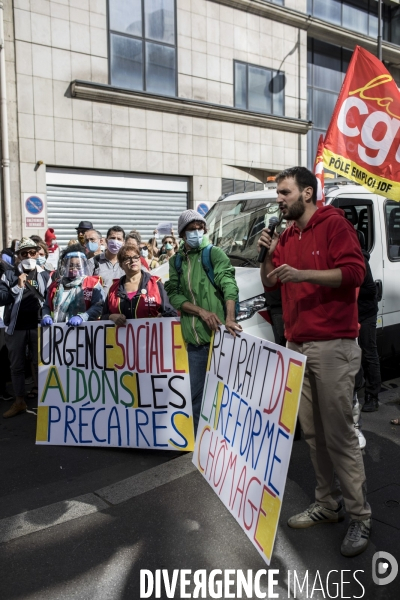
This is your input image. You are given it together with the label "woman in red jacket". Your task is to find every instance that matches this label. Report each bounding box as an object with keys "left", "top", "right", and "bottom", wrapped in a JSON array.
[{"left": 102, "top": 245, "right": 177, "bottom": 325}]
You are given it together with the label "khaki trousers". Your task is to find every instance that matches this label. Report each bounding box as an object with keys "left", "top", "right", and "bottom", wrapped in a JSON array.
[{"left": 288, "top": 339, "right": 371, "bottom": 521}]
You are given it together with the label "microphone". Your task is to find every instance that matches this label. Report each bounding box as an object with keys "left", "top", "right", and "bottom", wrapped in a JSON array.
[{"left": 257, "top": 216, "right": 281, "bottom": 263}]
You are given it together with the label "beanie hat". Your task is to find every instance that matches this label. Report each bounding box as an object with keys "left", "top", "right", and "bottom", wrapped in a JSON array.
[
  {"left": 45, "top": 228, "right": 56, "bottom": 245},
  {"left": 178, "top": 209, "right": 207, "bottom": 236}
]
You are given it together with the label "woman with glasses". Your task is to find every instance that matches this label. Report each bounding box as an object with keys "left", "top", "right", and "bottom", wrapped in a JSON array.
[
  {"left": 102, "top": 245, "right": 177, "bottom": 325},
  {"left": 41, "top": 244, "right": 104, "bottom": 326},
  {"left": 0, "top": 238, "right": 51, "bottom": 418}
]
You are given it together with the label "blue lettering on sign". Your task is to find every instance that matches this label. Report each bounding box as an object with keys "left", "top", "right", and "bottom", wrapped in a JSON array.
[
  {"left": 197, "top": 203, "right": 209, "bottom": 217},
  {"left": 25, "top": 196, "right": 44, "bottom": 215}
]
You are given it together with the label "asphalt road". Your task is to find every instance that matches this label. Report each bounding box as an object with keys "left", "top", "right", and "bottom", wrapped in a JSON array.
[{"left": 0, "top": 376, "right": 399, "bottom": 600}]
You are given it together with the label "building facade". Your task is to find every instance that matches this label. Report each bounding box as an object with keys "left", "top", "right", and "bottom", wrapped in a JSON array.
[{"left": 1, "top": 0, "right": 400, "bottom": 245}]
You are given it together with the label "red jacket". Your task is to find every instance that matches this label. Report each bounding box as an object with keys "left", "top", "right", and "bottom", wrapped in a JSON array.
[
  {"left": 268, "top": 205, "right": 366, "bottom": 343},
  {"left": 103, "top": 271, "right": 177, "bottom": 319},
  {"left": 46, "top": 276, "right": 102, "bottom": 313}
]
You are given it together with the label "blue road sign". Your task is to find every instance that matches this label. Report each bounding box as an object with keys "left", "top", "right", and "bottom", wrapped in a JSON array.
[
  {"left": 25, "top": 196, "right": 44, "bottom": 215},
  {"left": 197, "top": 203, "right": 209, "bottom": 217}
]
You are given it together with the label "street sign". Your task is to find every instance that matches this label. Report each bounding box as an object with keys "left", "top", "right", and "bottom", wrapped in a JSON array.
[
  {"left": 24, "top": 194, "right": 45, "bottom": 228},
  {"left": 197, "top": 203, "right": 209, "bottom": 217}
]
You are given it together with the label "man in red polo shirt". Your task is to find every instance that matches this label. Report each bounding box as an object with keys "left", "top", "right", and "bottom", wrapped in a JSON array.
[{"left": 259, "top": 166, "right": 371, "bottom": 557}]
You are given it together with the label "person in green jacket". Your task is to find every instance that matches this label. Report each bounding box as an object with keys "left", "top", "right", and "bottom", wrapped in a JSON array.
[{"left": 165, "top": 209, "right": 242, "bottom": 432}]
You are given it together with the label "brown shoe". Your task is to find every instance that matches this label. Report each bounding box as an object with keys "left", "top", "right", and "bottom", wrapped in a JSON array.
[{"left": 3, "top": 401, "right": 27, "bottom": 418}]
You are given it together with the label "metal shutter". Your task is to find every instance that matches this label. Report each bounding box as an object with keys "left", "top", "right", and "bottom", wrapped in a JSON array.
[{"left": 46, "top": 185, "right": 188, "bottom": 248}]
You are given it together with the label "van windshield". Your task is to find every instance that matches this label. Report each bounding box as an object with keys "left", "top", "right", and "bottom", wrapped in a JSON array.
[{"left": 205, "top": 197, "right": 285, "bottom": 267}]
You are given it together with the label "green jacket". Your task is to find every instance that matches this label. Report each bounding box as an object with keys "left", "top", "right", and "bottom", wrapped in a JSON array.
[{"left": 165, "top": 236, "right": 239, "bottom": 346}]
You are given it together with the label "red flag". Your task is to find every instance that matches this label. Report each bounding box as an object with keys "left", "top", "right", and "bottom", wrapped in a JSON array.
[
  {"left": 323, "top": 45, "right": 400, "bottom": 200},
  {"left": 314, "top": 134, "right": 325, "bottom": 207}
]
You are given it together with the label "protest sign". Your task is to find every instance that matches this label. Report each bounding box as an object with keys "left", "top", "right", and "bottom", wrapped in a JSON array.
[
  {"left": 323, "top": 45, "right": 400, "bottom": 200},
  {"left": 193, "top": 327, "right": 306, "bottom": 565},
  {"left": 36, "top": 318, "right": 194, "bottom": 451}
]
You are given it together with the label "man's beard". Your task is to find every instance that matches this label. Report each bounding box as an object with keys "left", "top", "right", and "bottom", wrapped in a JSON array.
[{"left": 285, "top": 194, "right": 306, "bottom": 221}]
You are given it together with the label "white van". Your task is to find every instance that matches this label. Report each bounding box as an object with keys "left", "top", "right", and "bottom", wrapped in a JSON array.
[{"left": 156, "top": 180, "right": 398, "bottom": 358}]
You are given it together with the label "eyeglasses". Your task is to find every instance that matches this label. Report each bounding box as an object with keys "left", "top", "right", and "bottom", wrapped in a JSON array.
[
  {"left": 123, "top": 256, "right": 140, "bottom": 264},
  {"left": 20, "top": 249, "right": 38, "bottom": 258}
]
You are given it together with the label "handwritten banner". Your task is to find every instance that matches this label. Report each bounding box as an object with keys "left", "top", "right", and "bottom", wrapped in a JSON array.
[
  {"left": 193, "top": 327, "right": 306, "bottom": 565},
  {"left": 36, "top": 319, "right": 194, "bottom": 451},
  {"left": 323, "top": 45, "right": 400, "bottom": 200}
]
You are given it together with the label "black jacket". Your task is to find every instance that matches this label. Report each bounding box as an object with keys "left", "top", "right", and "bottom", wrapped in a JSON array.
[
  {"left": 358, "top": 250, "right": 378, "bottom": 322},
  {"left": 0, "top": 265, "right": 50, "bottom": 333}
]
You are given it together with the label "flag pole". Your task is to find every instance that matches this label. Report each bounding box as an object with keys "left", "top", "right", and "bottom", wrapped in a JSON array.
[{"left": 378, "top": 0, "right": 382, "bottom": 61}]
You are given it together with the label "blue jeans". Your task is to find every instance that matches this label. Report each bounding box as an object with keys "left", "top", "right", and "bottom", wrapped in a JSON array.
[{"left": 187, "top": 343, "right": 210, "bottom": 434}]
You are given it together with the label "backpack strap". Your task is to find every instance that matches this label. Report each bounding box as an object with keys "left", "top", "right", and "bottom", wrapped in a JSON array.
[
  {"left": 173, "top": 253, "right": 183, "bottom": 293},
  {"left": 92, "top": 254, "right": 101, "bottom": 273},
  {"left": 201, "top": 244, "right": 215, "bottom": 287}
]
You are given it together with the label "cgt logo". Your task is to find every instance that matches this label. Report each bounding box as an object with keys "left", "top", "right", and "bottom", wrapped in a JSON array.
[{"left": 372, "top": 551, "right": 398, "bottom": 586}]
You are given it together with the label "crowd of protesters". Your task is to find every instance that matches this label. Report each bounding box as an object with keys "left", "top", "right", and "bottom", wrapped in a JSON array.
[{"left": 0, "top": 166, "right": 394, "bottom": 560}]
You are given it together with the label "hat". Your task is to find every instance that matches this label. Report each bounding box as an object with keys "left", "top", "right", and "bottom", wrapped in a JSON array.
[
  {"left": 75, "top": 220, "right": 93, "bottom": 231},
  {"left": 17, "top": 237, "right": 40, "bottom": 253},
  {"left": 177, "top": 210, "right": 207, "bottom": 236},
  {"left": 44, "top": 227, "right": 56, "bottom": 245}
]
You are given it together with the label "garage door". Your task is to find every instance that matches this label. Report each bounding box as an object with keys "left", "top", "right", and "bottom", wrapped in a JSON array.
[{"left": 46, "top": 169, "right": 189, "bottom": 248}]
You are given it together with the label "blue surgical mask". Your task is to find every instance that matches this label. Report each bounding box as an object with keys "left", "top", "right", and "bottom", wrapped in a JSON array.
[
  {"left": 36, "top": 256, "right": 46, "bottom": 266},
  {"left": 186, "top": 230, "right": 204, "bottom": 248},
  {"left": 165, "top": 243, "right": 173, "bottom": 250},
  {"left": 87, "top": 241, "right": 99, "bottom": 253}
]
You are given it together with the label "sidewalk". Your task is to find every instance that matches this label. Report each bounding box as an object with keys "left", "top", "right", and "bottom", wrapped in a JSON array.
[{"left": 0, "top": 388, "right": 399, "bottom": 599}]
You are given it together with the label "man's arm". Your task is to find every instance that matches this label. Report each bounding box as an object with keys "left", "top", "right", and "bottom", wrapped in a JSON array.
[
  {"left": 180, "top": 301, "right": 222, "bottom": 331},
  {"left": 258, "top": 228, "right": 280, "bottom": 287},
  {"left": 269, "top": 265, "right": 343, "bottom": 288}
]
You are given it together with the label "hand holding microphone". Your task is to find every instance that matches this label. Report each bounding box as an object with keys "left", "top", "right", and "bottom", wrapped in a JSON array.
[{"left": 257, "top": 216, "right": 282, "bottom": 263}]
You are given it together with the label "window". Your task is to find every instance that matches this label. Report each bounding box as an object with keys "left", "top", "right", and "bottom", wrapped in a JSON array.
[
  {"left": 331, "top": 198, "right": 374, "bottom": 253},
  {"left": 307, "top": 0, "right": 400, "bottom": 46},
  {"left": 234, "top": 62, "right": 285, "bottom": 116},
  {"left": 109, "top": 0, "right": 176, "bottom": 95},
  {"left": 385, "top": 201, "right": 400, "bottom": 261},
  {"left": 307, "top": 39, "right": 352, "bottom": 168},
  {"left": 222, "top": 178, "right": 265, "bottom": 196}
]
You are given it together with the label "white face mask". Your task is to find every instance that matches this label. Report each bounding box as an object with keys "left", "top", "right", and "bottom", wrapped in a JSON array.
[{"left": 21, "top": 258, "right": 37, "bottom": 271}]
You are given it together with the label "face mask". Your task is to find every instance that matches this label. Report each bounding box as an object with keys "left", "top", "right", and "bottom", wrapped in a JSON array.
[
  {"left": 68, "top": 268, "right": 83, "bottom": 279},
  {"left": 107, "top": 239, "right": 123, "bottom": 254},
  {"left": 21, "top": 258, "right": 37, "bottom": 271},
  {"left": 100, "top": 244, "right": 106, "bottom": 252},
  {"left": 87, "top": 241, "right": 99, "bottom": 253},
  {"left": 36, "top": 256, "right": 46, "bottom": 266},
  {"left": 165, "top": 243, "right": 173, "bottom": 251},
  {"left": 185, "top": 230, "right": 204, "bottom": 248},
  {"left": 140, "top": 249, "right": 148, "bottom": 258}
]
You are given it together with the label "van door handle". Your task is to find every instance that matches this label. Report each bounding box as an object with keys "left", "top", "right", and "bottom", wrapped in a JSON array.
[{"left": 375, "top": 279, "right": 383, "bottom": 302}]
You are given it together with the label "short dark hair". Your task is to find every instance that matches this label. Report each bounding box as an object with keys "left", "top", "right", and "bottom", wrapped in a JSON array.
[
  {"left": 61, "top": 243, "right": 86, "bottom": 260},
  {"left": 117, "top": 244, "right": 140, "bottom": 266},
  {"left": 106, "top": 226, "right": 126, "bottom": 239},
  {"left": 276, "top": 167, "right": 318, "bottom": 205},
  {"left": 30, "top": 234, "right": 44, "bottom": 244}
]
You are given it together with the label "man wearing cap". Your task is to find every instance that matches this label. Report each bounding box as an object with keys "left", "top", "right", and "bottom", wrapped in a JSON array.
[
  {"left": 76, "top": 220, "right": 94, "bottom": 247},
  {"left": 165, "top": 210, "right": 241, "bottom": 433},
  {"left": 0, "top": 238, "right": 51, "bottom": 418}
]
